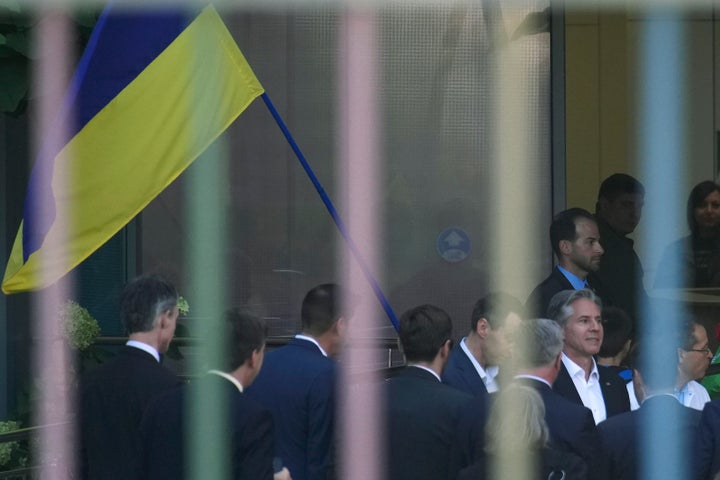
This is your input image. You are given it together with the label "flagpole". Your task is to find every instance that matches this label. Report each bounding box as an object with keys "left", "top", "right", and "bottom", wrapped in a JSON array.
[{"left": 260, "top": 92, "right": 399, "bottom": 332}]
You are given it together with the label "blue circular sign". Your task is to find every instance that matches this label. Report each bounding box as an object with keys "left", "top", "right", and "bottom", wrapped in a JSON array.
[{"left": 436, "top": 227, "right": 471, "bottom": 263}]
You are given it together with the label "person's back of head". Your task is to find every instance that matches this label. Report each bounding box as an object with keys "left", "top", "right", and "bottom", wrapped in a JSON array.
[
  {"left": 545, "top": 288, "right": 602, "bottom": 328},
  {"left": 221, "top": 309, "right": 267, "bottom": 374},
  {"left": 627, "top": 338, "right": 678, "bottom": 399},
  {"left": 470, "top": 292, "right": 524, "bottom": 331},
  {"left": 120, "top": 274, "right": 178, "bottom": 335},
  {"left": 399, "top": 304, "right": 453, "bottom": 363},
  {"left": 598, "top": 306, "right": 634, "bottom": 360},
  {"left": 515, "top": 318, "right": 564, "bottom": 371},
  {"left": 301, "top": 283, "right": 341, "bottom": 336},
  {"left": 485, "top": 383, "right": 549, "bottom": 456},
  {"left": 549, "top": 208, "right": 596, "bottom": 258}
]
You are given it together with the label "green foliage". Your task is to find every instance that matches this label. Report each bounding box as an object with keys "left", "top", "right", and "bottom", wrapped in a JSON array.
[
  {"left": 177, "top": 296, "right": 190, "bottom": 316},
  {"left": 60, "top": 300, "right": 100, "bottom": 351},
  {"left": 0, "top": 5, "right": 99, "bottom": 116},
  {"left": 0, "top": 420, "right": 28, "bottom": 471},
  {"left": 0, "top": 5, "right": 30, "bottom": 116}
]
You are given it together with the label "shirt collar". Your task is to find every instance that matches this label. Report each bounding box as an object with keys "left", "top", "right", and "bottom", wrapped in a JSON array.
[
  {"left": 557, "top": 265, "right": 588, "bottom": 290},
  {"left": 460, "top": 337, "right": 490, "bottom": 379},
  {"left": 126, "top": 340, "right": 160, "bottom": 362},
  {"left": 514, "top": 374, "right": 552, "bottom": 388},
  {"left": 562, "top": 352, "right": 599, "bottom": 381},
  {"left": 295, "top": 334, "right": 329, "bottom": 357},
  {"left": 408, "top": 364, "right": 442, "bottom": 382},
  {"left": 207, "top": 370, "right": 244, "bottom": 393},
  {"left": 644, "top": 392, "right": 682, "bottom": 405}
]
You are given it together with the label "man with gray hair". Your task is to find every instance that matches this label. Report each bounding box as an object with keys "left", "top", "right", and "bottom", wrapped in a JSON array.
[
  {"left": 512, "top": 318, "right": 602, "bottom": 479},
  {"left": 547, "top": 289, "right": 630, "bottom": 424},
  {"left": 79, "top": 274, "right": 182, "bottom": 480}
]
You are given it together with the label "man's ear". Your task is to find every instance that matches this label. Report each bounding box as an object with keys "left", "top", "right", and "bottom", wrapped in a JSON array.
[
  {"left": 334, "top": 316, "right": 347, "bottom": 335},
  {"left": 440, "top": 339, "right": 452, "bottom": 360},
  {"left": 248, "top": 348, "right": 261, "bottom": 369},
  {"left": 476, "top": 318, "right": 490, "bottom": 338},
  {"left": 159, "top": 310, "right": 172, "bottom": 329},
  {"left": 559, "top": 239, "right": 572, "bottom": 255}
]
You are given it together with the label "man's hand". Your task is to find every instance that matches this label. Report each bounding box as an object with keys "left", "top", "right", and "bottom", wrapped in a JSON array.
[{"left": 274, "top": 467, "right": 292, "bottom": 480}]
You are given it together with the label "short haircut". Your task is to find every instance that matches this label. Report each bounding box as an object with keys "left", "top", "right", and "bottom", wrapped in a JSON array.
[
  {"left": 545, "top": 289, "right": 602, "bottom": 328},
  {"left": 628, "top": 338, "right": 679, "bottom": 392},
  {"left": 120, "top": 274, "right": 178, "bottom": 335},
  {"left": 222, "top": 309, "right": 267, "bottom": 372},
  {"left": 549, "top": 208, "right": 596, "bottom": 257},
  {"left": 485, "top": 384, "right": 549, "bottom": 455},
  {"left": 470, "top": 292, "right": 524, "bottom": 331},
  {"left": 301, "top": 283, "right": 341, "bottom": 336},
  {"left": 597, "top": 173, "right": 645, "bottom": 203},
  {"left": 687, "top": 180, "right": 720, "bottom": 236},
  {"left": 598, "top": 306, "right": 634, "bottom": 358},
  {"left": 399, "top": 304, "right": 453, "bottom": 363},
  {"left": 679, "top": 317, "right": 701, "bottom": 351},
  {"left": 515, "top": 318, "right": 564, "bottom": 368},
  {"left": 630, "top": 311, "right": 698, "bottom": 391}
]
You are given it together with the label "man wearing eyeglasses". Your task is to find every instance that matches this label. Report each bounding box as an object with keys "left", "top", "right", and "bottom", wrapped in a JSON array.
[{"left": 675, "top": 321, "right": 713, "bottom": 411}]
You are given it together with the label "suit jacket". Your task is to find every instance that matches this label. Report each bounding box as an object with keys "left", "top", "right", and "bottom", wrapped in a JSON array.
[
  {"left": 456, "top": 378, "right": 600, "bottom": 479},
  {"left": 695, "top": 399, "right": 720, "bottom": 480},
  {"left": 526, "top": 266, "right": 575, "bottom": 318},
  {"left": 79, "top": 345, "right": 181, "bottom": 480},
  {"left": 385, "top": 366, "right": 473, "bottom": 480},
  {"left": 518, "top": 377, "right": 601, "bottom": 480},
  {"left": 441, "top": 340, "right": 489, "bottom": 397},
  {"left": 245, "top": 337, "right": 336, "bottom": 480},
  {"left": 139, "top": 374, "right": 275, "bottom": 480},
  {"left": 553, "top": 362, "right": 630, "bottom": 419},
  {"left": 525, "top": 266, "right": 611, "bottom": 318},
  {"left": 598, "top": 395, "right": 701, "bottom": 480},
  {"left": 594, "top": 219, "right": 646, "bottom": 322}
]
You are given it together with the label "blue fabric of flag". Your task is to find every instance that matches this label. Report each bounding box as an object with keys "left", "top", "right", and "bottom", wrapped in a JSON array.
[{"left": 22, "top": 4, "right": 190, "bottom": 261}]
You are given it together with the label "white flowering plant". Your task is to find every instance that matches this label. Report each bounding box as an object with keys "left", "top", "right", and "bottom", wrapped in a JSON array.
[{"left": 59, "top": 300, "right": 100, "bottom": 351}]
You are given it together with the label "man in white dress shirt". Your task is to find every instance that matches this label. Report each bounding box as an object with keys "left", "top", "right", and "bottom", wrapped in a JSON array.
[
  {"left": 547, "top": 289, "right": 630, "bottom": 423},
  {"left": 442, "top": 292, "right": 524, "bottom": 397},
  {"left": 627, "top": 318, "right": 713, "bottom": 411},
  {"left": 675, "top": 320, "right": 713, "bottom": 410}
]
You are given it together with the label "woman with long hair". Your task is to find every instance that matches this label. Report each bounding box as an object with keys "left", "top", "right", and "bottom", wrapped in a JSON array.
[{"left": 655, "top": 180, "right": 720, "bottom": 288}]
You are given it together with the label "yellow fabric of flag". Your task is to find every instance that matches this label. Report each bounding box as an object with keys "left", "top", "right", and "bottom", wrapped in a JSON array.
[{"left": 3, "top": 6, "right": 264, "bottom": 293}]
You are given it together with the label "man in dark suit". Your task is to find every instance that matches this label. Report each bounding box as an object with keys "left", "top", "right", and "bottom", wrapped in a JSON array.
[
  {"left": 79, "top": 274, "right": 182, "bottom": 480},
  {"left": 442, "top": 292, "right": 523, "bottom": 397},
  {"left": 599, "top": 340, "right": 701, "bottom": 480},
  {"left": 526, "top": 208, "right": 607, "bottom": 318},
  {"left": 139, "top": 310, "right": 290, "bottom": 480},
  {"left": 547, "top": 289, "right": 630, "bottom": 423},
  {"left": 696, "top": 399, "right": 720, "bottom": 480},
  {"left": 385, "top": 304, "right": 473, "bottom": 480},
  {"left": 246, "top": 283, "right": 346, "bottom": 480},
  {"left": 456, "top": 319, "right": 601, "bottom": 478}
]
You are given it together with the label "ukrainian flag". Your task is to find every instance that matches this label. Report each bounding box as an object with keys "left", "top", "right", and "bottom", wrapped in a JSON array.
[{"left": 3, "top": 4, "right": 264, "bottom": 293}]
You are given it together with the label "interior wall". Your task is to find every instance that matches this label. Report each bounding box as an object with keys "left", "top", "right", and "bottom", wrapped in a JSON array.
[{"left": 565, "top": 5, "right": 717, "bottom": 289}]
